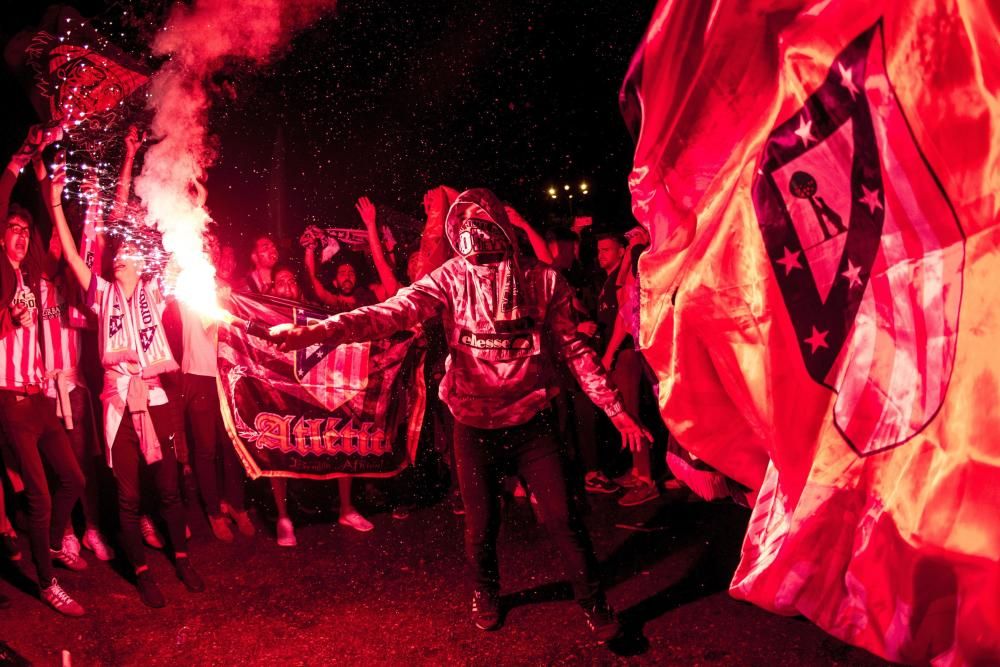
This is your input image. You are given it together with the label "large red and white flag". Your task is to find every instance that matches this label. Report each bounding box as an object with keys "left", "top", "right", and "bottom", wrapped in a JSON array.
[{"left": 622, "top": 0, "right": 999, "bottom": 663}]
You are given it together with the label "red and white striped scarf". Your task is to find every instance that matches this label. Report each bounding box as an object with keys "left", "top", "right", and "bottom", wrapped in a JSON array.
[
  {"left": 99, "top": 279, "right": 176, "bottom": 377},
  {"left": 97, "top": 278, "right": 177, "bottom": 466}
]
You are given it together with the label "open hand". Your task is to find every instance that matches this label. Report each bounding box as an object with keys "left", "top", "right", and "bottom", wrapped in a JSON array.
[
  {"left": 355, "top": 196, "right": 377, "bottom": 228},
  {"left": 423, "top": 187, "right": 445, "bottom": 219},
  {"left": 611, "top": 411, "right": 652, "bottom": 453}
]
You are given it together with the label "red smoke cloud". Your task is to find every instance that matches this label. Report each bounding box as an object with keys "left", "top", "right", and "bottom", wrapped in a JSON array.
[{"left": 133, "top": 0, "right": 337, "bottom": 314}]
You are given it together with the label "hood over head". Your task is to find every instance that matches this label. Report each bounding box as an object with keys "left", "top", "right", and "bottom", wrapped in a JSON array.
[
  {"left": 445, "top": 188, "right": 519, "bottom": 264},
  {"left": 444, "top": 188, "right": 526, "bottom": 326}
]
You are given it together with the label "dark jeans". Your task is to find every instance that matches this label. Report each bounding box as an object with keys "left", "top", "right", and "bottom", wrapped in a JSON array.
[
  {"left": 453, "top": 409, "right": 601, "bottom": 603},
  {"left": 563, "top": 382, "right": 600, "bottom": 474},
  {"left": 47, "top": 386, "right": 101, "bottom": 527},
  {"left": 112, "top": 403, "right": 187, "bottom": 569},
  {"left": 0, "top": 391, "right": 84, "bottom": 583},
  {"left": 180, "top": 373, "right": 244, "bottom": 515}
]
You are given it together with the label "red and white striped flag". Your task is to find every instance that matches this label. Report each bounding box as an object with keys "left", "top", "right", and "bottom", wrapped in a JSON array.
[{"left": 622, "top": 0, "right": 1000, "bottom": 663}]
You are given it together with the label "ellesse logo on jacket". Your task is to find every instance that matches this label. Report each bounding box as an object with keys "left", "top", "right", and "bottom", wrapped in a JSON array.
[{"left": 458, "top": 329, "right": 534, "bottom": 351}]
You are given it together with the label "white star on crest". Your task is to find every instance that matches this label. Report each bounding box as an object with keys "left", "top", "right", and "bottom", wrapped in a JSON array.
[
  {"left": 838, "top": 63, "right": 860, "bottom": 99},
  {"left": 804, "top": 326, "right": 830, "bottom": 354},
  {"left": 859, "top": 185, "right": 883, "bottom": 214},
  {"left": 794, "top": 116, "right": 816, "bottom": 147},
  {"left": 841, "top": 259, "right": 863, "bottom": 288},
  {"left": 776, "top": 246, "right": 802, "bottom": 276}
]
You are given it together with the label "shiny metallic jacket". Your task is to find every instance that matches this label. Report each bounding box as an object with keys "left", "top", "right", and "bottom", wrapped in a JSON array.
[{"left": 318, "top": 188, "right": 624, "bottom": 429}]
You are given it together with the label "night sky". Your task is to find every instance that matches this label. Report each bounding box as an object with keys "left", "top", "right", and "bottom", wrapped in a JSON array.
[{"left": 2, "top": 1, "right": 655, "bottom": 258}]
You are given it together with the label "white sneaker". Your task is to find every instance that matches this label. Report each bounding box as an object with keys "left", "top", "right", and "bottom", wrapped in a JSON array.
[
  {"left": 338, "top": 511, "right": 373, "bottom": 533},
  {"left": 62, "top": 530, "right": 81, "bottom": 558},
  {"left": 41, "top": 578, "right": 85, "bottom": 617},
  {"left": 140, "top": 516, "right": 164, "bottom": 549},
  {"left": 82, "top": 529, "right": 115, "bottom": 561},
  {"left": 50, "top": 547, "right": 88, "bottom": 572},
  {"left": 276, "top": 518, "right": 297, "bottom": 547}
]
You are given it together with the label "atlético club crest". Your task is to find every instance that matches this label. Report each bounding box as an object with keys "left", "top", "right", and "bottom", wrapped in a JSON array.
[
  {"left": 139, "top": 326, "right": 156, "bottom": 352},
  {"left": 752, "top": 23, "right": 965, "bottom": 455},
  {"left": 292, "top": 306, "right": 370, "bottom": 412},
  {"left": 108, "top": 314, "right": 123, "bottom": 338}
]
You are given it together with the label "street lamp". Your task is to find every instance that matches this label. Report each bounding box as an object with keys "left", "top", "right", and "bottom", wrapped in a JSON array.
[{"left": 545, "top": 180, "right": 591, "bottom": 219}]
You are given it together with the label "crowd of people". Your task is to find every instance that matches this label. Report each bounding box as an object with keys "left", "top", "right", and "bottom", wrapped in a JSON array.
[{"left": 1, "top": 123, "right": 677, "bottom": 642}]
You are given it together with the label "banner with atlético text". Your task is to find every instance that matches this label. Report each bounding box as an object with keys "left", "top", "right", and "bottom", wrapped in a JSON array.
[{"left": 219, "top": 292, "right": 425, "bottom": 480}]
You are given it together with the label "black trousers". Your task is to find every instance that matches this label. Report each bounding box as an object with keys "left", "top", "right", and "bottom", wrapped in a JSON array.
[
  {"left": 452, "top": 408, "right": 601, "bottom": 603},
  {"left": 111, "top": 403, "right": 187, "bottom": 569},
  {"left": 0, "top": 391, "right": 83, "bottom": 583},
  {"left": 180, "top": 373, "right": 245, "bottom": 515},
  {"left": 46, "top": 386, "right": 101, "bottom": 527}
]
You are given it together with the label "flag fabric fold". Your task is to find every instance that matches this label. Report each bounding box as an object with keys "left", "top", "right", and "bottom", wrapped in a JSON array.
[{"left": 622, "top": 0, "right": 999, "bottom": 663}]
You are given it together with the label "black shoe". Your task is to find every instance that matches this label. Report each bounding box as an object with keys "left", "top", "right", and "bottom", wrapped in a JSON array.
[
  {"left": 136, "top": 571, "right": 166, "bottom": 608},
  {"left": 581, "top": 596, "right": 622, "bottom": 643},
  {"left": 175, "top": 558, "right": 205, "bottom": 592},
  {"left": 584, "top": 473, "right": 622, "bottom": 495},
  {"left": 472, "top": 588, "right": 501, "bottom": 631}
]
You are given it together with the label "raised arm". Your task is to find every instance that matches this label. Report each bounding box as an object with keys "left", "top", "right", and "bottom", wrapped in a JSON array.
[
  {"left": 2, "top": 124, "right": 60, "bottom": 220},
  {"left": 1, "top": 127, "right": 57, "bottom": 337},
  {"left": 356, "top": 196, "right": 401, "bottom": 296},
  {"left": 46, "top": 150, "right": 92, "bottom": 290},
  {"left": 504, "top": 205, "right": 553, "bottom": 264},
  {"left": 303, "top": 243, "right": 352, "bottom": 308},
  {"left": 110, "top": 125, "right": 142, "bottom": 223},
  {"left": 413, "top": 185, "right": 456, "bottom": 279}
]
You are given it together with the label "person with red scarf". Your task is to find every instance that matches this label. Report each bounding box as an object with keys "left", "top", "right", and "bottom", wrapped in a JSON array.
[{"left": 46, "top": 148, "right": 205, "bottom": 609}]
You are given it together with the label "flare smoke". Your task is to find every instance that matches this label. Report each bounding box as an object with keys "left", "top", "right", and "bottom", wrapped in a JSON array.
[{"left": 134, "top": 0, "right": 336, "bottom": 315}]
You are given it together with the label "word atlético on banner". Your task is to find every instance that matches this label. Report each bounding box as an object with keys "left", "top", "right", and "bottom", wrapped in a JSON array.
[{"left": 252, "top": 413, "right": 391, "bottom": 457}]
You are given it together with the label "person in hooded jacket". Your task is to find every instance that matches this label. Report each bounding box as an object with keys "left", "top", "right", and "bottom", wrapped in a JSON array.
[{"left": 272, "top": 188, "right": 650, "bottom": 642}]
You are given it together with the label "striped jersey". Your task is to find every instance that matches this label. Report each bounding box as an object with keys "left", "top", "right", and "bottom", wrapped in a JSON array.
[
  {"left": 0, "top": 269, "right": 43, "bottom": 389},
  {"left": 39, "top": 277, "right": 82, "bottom": 396}
]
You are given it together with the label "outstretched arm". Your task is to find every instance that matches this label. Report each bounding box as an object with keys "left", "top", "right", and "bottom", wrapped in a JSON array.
[
  {"left": 46, "top": 150, "right": 92, "bottom": 290},
  {"left": 357, "top": 196, "right": 401, "bottom": 296},
  {"left": 547, "top": 272, "right": 651, "bottom": 452},
  {"left": 273, "top": 268, "right": 448, "bottom": 352},
  {"left": 505, "top": 205, "right": 553, "bottom": 264}
]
